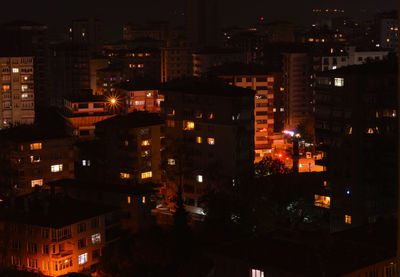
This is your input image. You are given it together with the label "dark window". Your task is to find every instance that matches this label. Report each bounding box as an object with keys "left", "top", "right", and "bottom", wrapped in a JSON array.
[
  {"left": 256, "top": 111, "right": 268, "bottom": 116},
  {"left": 256, "top": 77, "right": 267, "bottom": 82},
  {"left": 78, "top": 103, "right": 88, "bottom": 109},
  {"left": 93, "top": 103, "right": 104, "bottom": 108},
  {"left": 256, "top": 86, "right": 268, "bottom": 90}
]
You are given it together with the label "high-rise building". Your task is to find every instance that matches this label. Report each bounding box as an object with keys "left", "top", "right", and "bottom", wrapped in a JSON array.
[
  {"left": 67, "top": 18, "right": 103, "bottom": 53},
  {"left": 314, "top": 59, "right": 397, "bottom": 232},
  {"left": 218, "top": 72, "right": 283, "bottom": 162},
  {"left": 0, "top": 57, "right": 35, "bottom": 128},
  {"left": 160, "top": 79, "right": 254, "bottom": 210},
  {"left": 186, "top": 0, "right": 220, "bottom": 47},
  {"left": 374, "top": 11, "right": 398, "bottom": 50},
  {"left": 282, "top": 52, "right": 313, "bottom": 130},
  {"left": 161, "top": 40, "right": 193, "bottom": 83},
  {"left": 0, "top": 21, "right": 51, "bottom": 108}
]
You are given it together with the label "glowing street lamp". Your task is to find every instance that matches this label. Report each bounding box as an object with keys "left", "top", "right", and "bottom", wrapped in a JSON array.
[{"left": 110, "top": 98, "right": 116, "bottom": 105}]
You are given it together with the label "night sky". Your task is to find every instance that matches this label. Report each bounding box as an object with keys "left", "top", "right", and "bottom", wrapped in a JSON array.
[{"left": 1, "top": 0, "right": 398, "bottom": 40}]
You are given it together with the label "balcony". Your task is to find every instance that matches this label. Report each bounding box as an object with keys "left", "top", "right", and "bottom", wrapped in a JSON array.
[{"left": 52, "top": 249, "right": 73, "bottom": 258}]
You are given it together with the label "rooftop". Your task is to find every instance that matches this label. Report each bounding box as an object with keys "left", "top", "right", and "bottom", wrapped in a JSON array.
[
  {"left": 117, "top": 78, "right": 161, "bottom": 91},
  {"left": 0, "top": 192, "right": 116, "bottom": 228},
  {"left": 160, "top": 78, "right": 255, "bottom": 97},
  {"left": 95, "top": 111, "right": 163, "bottom": 129}
]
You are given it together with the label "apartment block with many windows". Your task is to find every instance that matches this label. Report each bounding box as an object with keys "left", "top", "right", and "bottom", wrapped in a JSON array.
[
  {"left": 0, "top": 57, "right": 35, "bottom": 128},
  {"left": 0, "top": 124, "right": 75, "bottom": 193},
  {"left": 0, "top": 193, "right": 119, "bottom": 276},
  {"left": 160, "top": 79, "right": 254, "bottom": 210}
]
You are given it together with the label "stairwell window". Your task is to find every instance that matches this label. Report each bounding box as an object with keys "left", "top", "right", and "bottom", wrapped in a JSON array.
[{"left": 334, "top": 77, "right": 344, "bottom": 87}]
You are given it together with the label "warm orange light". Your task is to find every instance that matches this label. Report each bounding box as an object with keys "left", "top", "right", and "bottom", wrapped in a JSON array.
[
  {"left": 278, "top": 154, "right": 282, "bottom": 158},
  {"left": 110, "top": 98, "right": 116, "bottom": 104}
]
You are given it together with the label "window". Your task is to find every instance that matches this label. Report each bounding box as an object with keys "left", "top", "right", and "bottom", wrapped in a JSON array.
[
  {"left": 91, "top": 233, "right": 101, "bottom": 245},
  {"left": 31, "top": 179, "right": 43, "bottom": 188},
  {"left": 167, "top": 120, "right": 175, "bottom": 127},
  {"left": 30, "top": 143, "right": 42, "bottom": 150},
  {"left": 21, "top": 85, "right": 28, "bottom": 91},
  {"left": 28, "top": 242, "right": 37, "bottom": 253},
  {"left": 183, "top": 121, "right": 195, "bottom": 130},
  {"left": 195, "top": 111, "right": 202, "bottom": 118},
  {"left": 141, "top": 171, "right": 152, "bottom": 179},
  {"left": 142, "top": 196, "right": 146, "bottom": 204},
  {"left": 21, "top": 93, "right": 28, "bottom": 98},
  {"left": 91, "top": 217, "right": 99, "bottom": 229},
  {"left": 207, "top": 138, "right": 215, "bottom": 145},
  {"left": 127, "top": 196, "right": 131, "bottom": 204},
  {"left": 78, "top": 238, "right": 86, "bottom": 249},
  {"left": 168, "top": 158, "right": 176, "bottom": 165},
  {"left": 30, "top": 155, "right": 40, "bottom": 163},
  {"left": 78, "top": 253, "right": 88, "bottom": 265},
  {"left": 141, "top": 140, "right": 150, "bottom": 146},
  {"left": 42, "top": 228, "right": 49, "bottom": 239},
  {"left": 43, "top": 244, "right": 50, "bottom": 255},
  {"left": 196, "top": 175, "right": 203, "bottom": 183},
  {"left": 251, "top": 269, "right": 264, "bottom": 277},
  {"left": 334, "top": 77, "right": 344, "bottom": 87},
  {"left": 27, "top": 258, "right": 38, "bottom": 268},
  {"left": 51, "top": 164, "right": 63, "bottom": 172},
  {"left": 82, "top": 160, "right": 91, "bottom": 167},
  {"left": 12, "top": 68, "right": 19, "bottom": 73},
  {"left": 314, "top": 195, "right": 330, "bottom": 208},
  {"left": 77, "top": 223, "right": 86, "bottom": 233},
  {"left": 120, "top": 172, "right": 131, "bottom": 179},
  {"left": 256, "top": 77, "right": 267, "bottom": 82},
  {"left": 345, "top": 214, "right": 352, "bottom": 224},
  {"left": 236, "top": 77, "right": 242, "bottom": 82},
  {"left": 207, "top": 112, "right": 214, "bottom": 119},
  {"left": 256, "top": 111, "right": 268, "bottom": 116},
  {"left": 196, "top": 137, "right": 202, "bottom": 144},
  {"left": 92, "top": 249, "right": 101, "bottom": 259},
  {"left": 11, "top": 256, "right": 21, "bottom": 266}
]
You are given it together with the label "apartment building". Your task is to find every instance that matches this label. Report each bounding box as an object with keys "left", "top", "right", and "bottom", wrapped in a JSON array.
[
  {"left": 85, "top": 112, "right": 164, "bottom": 185},
  {"left": 219, "top": 73, "right": 282, "bottom": 162},
  {"left": 282, "top": 52, "right": 313, "bottom": 130},
  {"left": 0, "top": 57, "right": 35, "bottom": 128},
  {"left": 0, "top": 192, "right": 119, "bottom": 276},
  {"left": 0, "top": 124, "right": 75, "bottom": 193},
  {"left": 160, "top": 79, "right": 254, "bottom": 210},
  {"left": 61, "top": 94, "right": 115, "bottom": 138},
  {"left": 161, "top": 40, "right": 193, "bottom": 83},
  {"left": 314, "top": 59, "right": 397, "bottom": 232},
  {"left": 117, "top": 80, "right": 164, "bottom": 113}
]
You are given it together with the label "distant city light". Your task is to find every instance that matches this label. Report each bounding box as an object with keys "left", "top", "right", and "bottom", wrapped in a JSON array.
[{"left": 283, "top": 130, "right": 295, "bottom": 137}]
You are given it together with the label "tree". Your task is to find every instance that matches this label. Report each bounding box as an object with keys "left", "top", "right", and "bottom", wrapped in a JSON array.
[{"left": 254, "top": 156, "right": 290, "bottom": 177}]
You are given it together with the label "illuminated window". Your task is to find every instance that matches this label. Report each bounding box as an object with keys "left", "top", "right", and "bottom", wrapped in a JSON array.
[
  {"left": 82, "top": 160, "right": 91, "bottom": 167},
  {"left": 30, "top": 143, "right": 42, "bottom": 150},
  {"left": 195, "top": 111, "right": 203, "bottom": 118},
  {"left": 21, "top": 85, "right": 28, "bottom": 91},
  {"left": 141, "top": 171, "right": 152, "bottom": 179},
  {"left": 141, "top": 140, "right": 150, "bottom": 146},
  {"left": 21, "top": 93, "right": 28, "bottom": 98},
  {"left": 183, "top": 121, "right": 195, "bottom": 130},
  {"left": 30, "top": 155, "right": 40, "bottom": 163},
  {"left": 31, "top": 179, "right": 43, "bottom": 188},
  {"left": 168, "top": 158, "right": 175, "bottom": 165},
  {"left": 12, "top": 68, "right": 19, "bottom": 73},
  {"left": 345, "top": 215, "right": 352, "bottom": 224},
  {"left": 314, "top": 194, "right": 330, "bottom": 208},
  {"left": 208, "top": 112, "right": 214, "bottom": 119},
  {"left": 251, "top": 269, "right": 264, "bottom": 277},
  {"left": 51, "top": 164, "right": 63, "bottom": 173},
  {"left": 2, "top": 85, "right": 10, "bottom": 91},
  {"left": 127, "top": 196, "right": 131, "bottom": 204},
  {"left": 334, "top": 77, "right": 344, "bottom": 87},
  {"left": 78, "top": 253, "right": 88, "bottom": 265},
  {"left": 167, "top": 120, "right": 175, "bottom": 127},
  {"left": 323, "top": 181, "right": 327, "bottom": 187},
  {"left": 196, "top": 175, "right": 203, "bottom": 183},
  {"left": 196, "top": 137, "right": 202, "bottom": 144},
  {"left": 91, "top": 233, "right": 101, "bottom": 245},
  {"left": 208, "top": 138, "right": 215, "bottom": 145},
  {"left": 120, "top": 172, "right": 131, "bottom": 179},
  {"left": 142, "top": 196, "right": 146, "bottom": 204}
]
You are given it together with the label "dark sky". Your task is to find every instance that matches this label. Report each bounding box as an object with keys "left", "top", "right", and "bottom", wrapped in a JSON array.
[{"left": 1, "top": 0, "right": 398, "bottom": 40}]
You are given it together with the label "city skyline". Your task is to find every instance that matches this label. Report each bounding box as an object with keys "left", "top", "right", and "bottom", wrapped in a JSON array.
[{"left": 0, "top": 0, "right": 397, "bottom": 40}]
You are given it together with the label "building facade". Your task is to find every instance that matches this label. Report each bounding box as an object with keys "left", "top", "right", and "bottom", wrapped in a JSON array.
[
  {"left": 160, "top": 79, "right": 254, "bottom": 210},
  {"left": 0, "top": 57, "right": 35, "bottom": 128}
]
